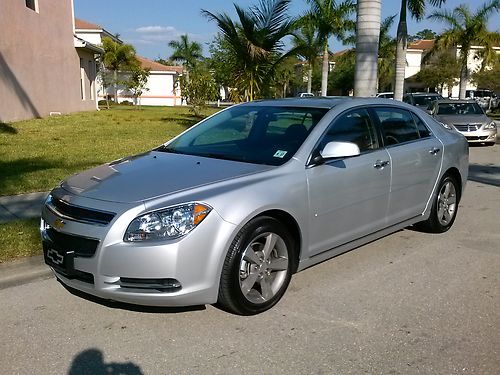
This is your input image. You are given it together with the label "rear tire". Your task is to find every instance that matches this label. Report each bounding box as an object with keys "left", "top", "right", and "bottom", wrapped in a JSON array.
[
  {"left": 416, "top": 175, "right": 460, "bottom": 233},
  {"left": 217, "top": 216, "right": 294, "bottom": 315}
]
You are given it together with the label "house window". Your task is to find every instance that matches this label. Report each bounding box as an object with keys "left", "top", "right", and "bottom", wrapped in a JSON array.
[{"left": 25, "top": 0, "right": 38, "bottom": 12}]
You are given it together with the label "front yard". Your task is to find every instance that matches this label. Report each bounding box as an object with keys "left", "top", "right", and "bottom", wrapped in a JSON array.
[
  {"left": 0, "top": 106, "right": 217, "bottom": 196},
  {"left": 0, "top": 106, "right": 217, "bottom": 262}
]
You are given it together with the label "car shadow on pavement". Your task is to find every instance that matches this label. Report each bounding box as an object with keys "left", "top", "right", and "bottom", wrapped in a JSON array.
[
  {"left": 468, "top": 163, "right": 500, "bottom": 187},
  {"left": 68, "top": 348, "right": 143, "bottom": 375},
  {"left": 60, "top": 281, "right": 206, "bottom": 314}
]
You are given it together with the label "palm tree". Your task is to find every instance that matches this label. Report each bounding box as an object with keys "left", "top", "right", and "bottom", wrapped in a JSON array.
[
  {"left": 393, "top": 0, "right": 446, "bottom": 101},
  {"left": 168, "top": 34, "right": 203, "bottom": 70},
  {"left": 428, "top": 0, "right": 500, "bottom": 99},
  {"left": 102, "top": 37, "right": 138, "bottom": 105},
  {"left": 378, "top": 15, "right": 397, "bottom": 91},
  {"left": 305, "top": 0, "right": 356, "bottom": 96},
  {"left": 292, "top": 20, "right": 323, "bottom": 94},
  {"left": 202, "top": 0, "right": 294, "bottom": 101},
  {"left": 353, "top": 0, "right": 382, "bottom": 97}
]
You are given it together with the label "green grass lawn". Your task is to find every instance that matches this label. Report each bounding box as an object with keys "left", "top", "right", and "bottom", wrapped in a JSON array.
[
  {"left": 0, "top": 219, "right": 41, "bottom": 263},
  {"left": 0, "top": 106, "right": 218, "bottom": 196}
]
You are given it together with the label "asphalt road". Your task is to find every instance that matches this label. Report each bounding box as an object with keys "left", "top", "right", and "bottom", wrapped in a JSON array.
[{"left": 1, "top": 145, "right": 499, "bottom": 375}]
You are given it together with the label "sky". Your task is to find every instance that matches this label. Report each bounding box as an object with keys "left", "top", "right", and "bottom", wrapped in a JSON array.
[{"left": 73, "top": 0, "right": 500, "bottom": 61}]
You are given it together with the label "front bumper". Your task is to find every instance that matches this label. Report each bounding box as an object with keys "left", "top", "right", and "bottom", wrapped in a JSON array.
[
  {"left": 456, "top": 128, "right": 497, "bottom": 143},
  {"left": 41, "top": 194, "right": 237, "bottom": 307}
]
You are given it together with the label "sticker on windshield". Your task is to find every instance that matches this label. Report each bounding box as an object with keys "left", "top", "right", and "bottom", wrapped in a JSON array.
[{"left": 273, "top": 150, "right": 288, "bottom": 158}]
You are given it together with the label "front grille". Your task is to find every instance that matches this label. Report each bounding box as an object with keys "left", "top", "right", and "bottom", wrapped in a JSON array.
[
  {"left": 465, "top": 136, "right": 489, "bottom": 141},
  {"left": 454, "top": 124, "right": 480, "bottom": 132},
  {"left": 45, "top": 227, "right": 99, "bottom": 258},
  {"left": 48, "top": 196, "right": 115, "bottom": 226}
]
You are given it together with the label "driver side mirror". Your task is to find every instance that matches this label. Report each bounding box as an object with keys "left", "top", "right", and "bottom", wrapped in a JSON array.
[{"left": 311, "top": 141, "right": 360, "bottom": 165}]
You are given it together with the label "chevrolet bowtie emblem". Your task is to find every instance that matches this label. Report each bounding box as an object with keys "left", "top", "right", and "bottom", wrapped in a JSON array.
[{"left": 53, "top": 219, "right": 65, "bottom": 230}]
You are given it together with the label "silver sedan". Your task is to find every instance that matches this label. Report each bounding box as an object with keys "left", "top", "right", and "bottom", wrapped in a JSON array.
[{"left": 41, "top": 98, "right": 469, "bottom": 315}]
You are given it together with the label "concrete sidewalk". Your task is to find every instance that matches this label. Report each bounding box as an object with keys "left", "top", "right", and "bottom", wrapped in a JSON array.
[
  {"left": 0, "top": 191, "right": 53, "bottom": 289},
  {"left": 0, "top": 191, "right": 49, "bottom": 223},
  {"left": 0, "top": 255, "right": 53, "bottom": 290}
]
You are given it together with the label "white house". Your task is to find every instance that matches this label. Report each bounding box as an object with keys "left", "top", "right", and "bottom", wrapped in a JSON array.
[
  {"left": 122, "top": 56, "right": 183, "bottom": 106},
  {"left": 406, "top": 39, "right": 500, "bottom": 97},
  {"left": 74, "top": 18, "right": 183, "bottom": 106}
]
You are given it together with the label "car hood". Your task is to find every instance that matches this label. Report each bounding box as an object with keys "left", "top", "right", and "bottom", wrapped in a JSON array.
[
  {"left": 61, "top": 151, "right": 273, "bottom": 203},
  {"left": 435, "top": 114, "right": 491, "bottom": 125}
]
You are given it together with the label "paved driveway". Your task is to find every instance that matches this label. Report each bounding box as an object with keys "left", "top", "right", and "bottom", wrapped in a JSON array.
[{"left": 0, "top": 145, "right": 498, "bottom": 374}]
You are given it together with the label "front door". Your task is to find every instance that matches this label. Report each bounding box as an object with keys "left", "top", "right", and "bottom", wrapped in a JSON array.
[{"left": 306, "top": 108, "right": 391, "bottom": 257}]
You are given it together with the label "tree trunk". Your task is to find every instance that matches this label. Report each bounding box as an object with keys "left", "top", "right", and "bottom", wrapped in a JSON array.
[
  {"left": 393, "top": 0, "right": 407, "bottom": 101},
  {"left": 459, "top": 62, "right": 468, "bottom": 99},
  {"left": 113, "top": 69, "right": 118, "bottom": 103},
  {"left": 354, "top": 0, "right": 382, "bottom": 97},
  {"left": 321, "top": 41, "right": 329, "bottom": 96},
  {"left": 307, "top": 66, "right": 313, "bottom": 93}
]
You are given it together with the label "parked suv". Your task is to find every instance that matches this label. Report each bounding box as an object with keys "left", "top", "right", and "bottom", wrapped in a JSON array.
[
  {"left": 465, "top": 89, "right": 498, "bottom": 110},
  {"left": 403, "top": 92, "right": 443, "bottom": 110}
]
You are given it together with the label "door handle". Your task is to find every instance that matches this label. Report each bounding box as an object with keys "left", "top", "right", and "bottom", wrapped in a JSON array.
[
  {"left": 373, "top": 160, "right": 390, "bottom": 169},
  {"left": 429, "top": 147, "right": 441, "bottom": 155}
]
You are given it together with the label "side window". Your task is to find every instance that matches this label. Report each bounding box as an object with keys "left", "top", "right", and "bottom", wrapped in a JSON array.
[
  {"left": 403, "top": 95, "right": 411, "bottom": 104},
  {"left": 373, "top": 107, "right": 420, "bottom": 145},
  {"left": 411, "top": 112, "right": 432, "bottom": 138},
  {"left": 319, "top": 109, "right": 379, "bottom": 152}
]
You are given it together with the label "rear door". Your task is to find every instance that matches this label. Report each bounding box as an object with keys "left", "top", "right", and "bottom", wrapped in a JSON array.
[{"left": 370, "top": 107, "right": 443, "bottom": 225}]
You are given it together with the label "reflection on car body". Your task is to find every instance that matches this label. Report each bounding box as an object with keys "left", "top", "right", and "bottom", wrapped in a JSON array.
[{"left": 41, "top": 98, "right": 469, "bottom": 315}]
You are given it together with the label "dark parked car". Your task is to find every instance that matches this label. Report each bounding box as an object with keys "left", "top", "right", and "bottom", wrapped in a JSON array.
[{"left": 404, "top": 92, "right": 444, "bottom": 110}]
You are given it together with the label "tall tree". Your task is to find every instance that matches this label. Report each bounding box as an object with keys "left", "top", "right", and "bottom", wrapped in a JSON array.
[
  {"left": 305, "top": 0, "right": 356, "bottom": 96},
  {"left": 409, "top": 28, "right": 438, "bottom": 41},
  {"left": 168, "top": 34, "right": 203, "bottom": 69},
  {"left": 101, "top": 37, "right": 138, "bottom": 104},
  {"left": 377, "top": 15, "right": 397, "bottom": 91},
  {"left": 416, "top": 50, "right": 460, "bottom": 93},
  {"left": 354, "top": 0, "right": 382, "bottom": 97},
  {"left": 292, "top": 20, "right": 323, "bottom": 93},
  {"left": 202, "top": 0, "right": 295, "bottom": 101},
  {"left": 428, "top": 0, "right": 500, "bottom": 98},
  {"left": 393, "top": 0, "right": 446, "bottom": 101}
]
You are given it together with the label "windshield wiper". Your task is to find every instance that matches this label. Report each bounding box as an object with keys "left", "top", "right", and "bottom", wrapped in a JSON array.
[{"left": 198, "top": 153, "right": 247, "bottom": 163}]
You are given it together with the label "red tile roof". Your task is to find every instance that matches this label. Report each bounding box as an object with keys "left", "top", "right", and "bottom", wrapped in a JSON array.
[
  {"left": 136, "top": 56, "right": 183, "bottom": 73},
  {"left": 408, "top": 39, "right": 435, "bottom": 50},
  {"left": 75, "top": 18, "right": 102, "bottom": 30}
]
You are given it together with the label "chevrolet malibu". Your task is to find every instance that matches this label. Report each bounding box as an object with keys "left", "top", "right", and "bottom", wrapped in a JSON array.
[{"left": 41, "top": 98, "right": 469, "bottom": 315}]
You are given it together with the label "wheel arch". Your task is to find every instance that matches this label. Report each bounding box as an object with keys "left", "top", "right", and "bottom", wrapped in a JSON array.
[
  {"left": 256, "top": 209, "right": 302, "bottom": 273},
  {"left": 443, "top": 167, "right": 463, "bottom": 201}
]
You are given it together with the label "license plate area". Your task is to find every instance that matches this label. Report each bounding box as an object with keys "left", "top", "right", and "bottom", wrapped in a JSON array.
[{"left": 43, "top": 242, "right": 75, "bottom": 277}]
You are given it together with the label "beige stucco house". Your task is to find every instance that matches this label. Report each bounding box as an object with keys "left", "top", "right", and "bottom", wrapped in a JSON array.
[
  {"left": 75, "top": 18, "right": 183, "bottom": 106},
  {"left": 0, "top": 0, "right": 102, "bottom": 123}
]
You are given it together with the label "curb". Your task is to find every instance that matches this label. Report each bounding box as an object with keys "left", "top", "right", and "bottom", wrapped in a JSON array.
[{"left": 0, "top": 255, "right": 53, "bottom": 290}]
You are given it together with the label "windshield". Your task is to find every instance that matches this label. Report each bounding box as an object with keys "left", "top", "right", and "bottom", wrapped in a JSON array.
[
  {"left": 437, "top": 102, "right": 484, "bottom": 115},
  {"left": 414, "top": 94, "right": 442, "bottom": 106},
  {"left": 159, "top": 105, "right": 329, "bottom": 166}
]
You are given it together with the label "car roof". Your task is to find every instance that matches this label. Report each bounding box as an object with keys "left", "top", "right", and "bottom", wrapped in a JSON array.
[
  {"left": 434, "top": 99, "right": 478, "bottom": 104},
  {"left": 245, "top": 97, "right": 353, "bottom": 109},
  {"left": 237, "top": 96, "right": 421, "bottom": 110},
  {"left": 407, "top": 92, "right": 441, "bottom": 96}
]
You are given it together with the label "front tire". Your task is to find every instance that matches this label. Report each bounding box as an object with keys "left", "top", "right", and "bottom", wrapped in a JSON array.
[
  {"left": 217, "top": 216, "right": 294, "bottom": 315},
  {"left": 416, "top": 175, "right": 460, "bottom": 233}
]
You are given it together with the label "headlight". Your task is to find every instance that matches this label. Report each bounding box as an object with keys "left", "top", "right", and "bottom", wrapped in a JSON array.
[
  {"left": 124, "top": 203, "right": 211, "bottom": 242},
  {"left": 484, "top": 121, "right": 496, "bottom": 130},
  {"left": 439, "top": 121, "right": 453, "bottom": 130}
]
